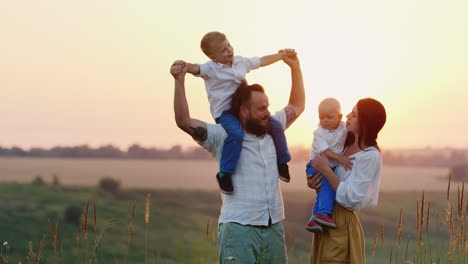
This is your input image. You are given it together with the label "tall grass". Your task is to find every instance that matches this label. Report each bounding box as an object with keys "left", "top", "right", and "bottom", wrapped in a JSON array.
[{"left": 369, "top": 172, "right": 468, "bottom": 263}]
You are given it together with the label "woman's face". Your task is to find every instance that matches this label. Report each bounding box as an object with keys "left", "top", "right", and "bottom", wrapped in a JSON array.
[{"left": 346, "top": 105, "right": 360, "bottom": 135}]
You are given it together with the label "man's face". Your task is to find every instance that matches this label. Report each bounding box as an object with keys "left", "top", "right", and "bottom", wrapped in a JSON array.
[{"left": 242, "top": 92, "right": 271, "bottom": 136}]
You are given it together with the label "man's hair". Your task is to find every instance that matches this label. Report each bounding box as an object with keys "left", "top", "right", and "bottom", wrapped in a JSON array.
[
  {"left": 230, "top": 82, "right": 265, "bottom": 119},
  {"left": 200, "top": 31, "right": 227, "bottom": 57}
]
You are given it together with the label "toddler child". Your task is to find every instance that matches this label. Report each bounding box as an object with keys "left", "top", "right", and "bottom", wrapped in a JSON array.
[{"left": 305, "top": 98, "right": 353, "bottom": 233}]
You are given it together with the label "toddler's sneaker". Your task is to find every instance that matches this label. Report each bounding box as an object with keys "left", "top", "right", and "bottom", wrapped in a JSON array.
[
  {"left": 305, "top": 220, "right": 323, "bottom": 233},
  {"left": 314, "top": 214, "right": 337, "bottom": 229},
  {"left": 216, "top": 172, "right": 233, "bottom": 195},
  {"left": 278, "top": 163, "right": 290, "bottom": 183}
]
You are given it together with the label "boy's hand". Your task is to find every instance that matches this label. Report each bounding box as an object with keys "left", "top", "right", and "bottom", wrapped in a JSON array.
[
  {"left": 337, "top": 155, "right": 354, "bottom": 171},
  {"left": 170, "top": 60, "right": 187, "bottom": 79}
]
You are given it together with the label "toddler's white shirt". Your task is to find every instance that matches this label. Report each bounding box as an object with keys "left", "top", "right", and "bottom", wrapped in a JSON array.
[
  {"left": 196, "top": 56, "right": 261, "bottom": 119},
  {"left": 310, "top": 121, "right": 347, "bottom": 168}
]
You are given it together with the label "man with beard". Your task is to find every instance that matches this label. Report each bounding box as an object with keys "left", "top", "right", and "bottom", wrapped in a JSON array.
[{"left": 171, "top": 52, "right": 305, "bottom": 264}]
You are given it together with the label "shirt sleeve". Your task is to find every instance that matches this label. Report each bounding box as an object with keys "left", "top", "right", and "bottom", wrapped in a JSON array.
[
  {"left": 272, "top": 109, "right": 287, "bottom": 130},
  {"left": 335, "top": 149, "right": 382, "bottom": 211},
  {"left": 242, "top": 56, "right": 261, "bottom": 72},
  {"left": 198, "top": 123, "right": 225, "bottom": 159},
  {"left": 195, "top": 62, "right": 213, "bottom": 79}
]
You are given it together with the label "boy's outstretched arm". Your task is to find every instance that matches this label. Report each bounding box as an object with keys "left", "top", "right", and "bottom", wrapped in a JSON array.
[
  {"left": 260, "top": 52, "right": 283, "bottom": 67},
  {"left": 185, "top": 62, "right": 201, "bottom": 75},
  {"left": 172, "top": 60, "right": 201, "bottom": 76},
  {"left": 260, "top": 49, "right": 296, "bottom": 67}
]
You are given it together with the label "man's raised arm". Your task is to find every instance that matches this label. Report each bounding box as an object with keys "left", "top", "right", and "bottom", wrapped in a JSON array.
[
  {"left": 171, "top": 61, "right": 208, "bottom": 142},
  {"left": 282, "top": 52, "right": 305, "bottom": 128}
]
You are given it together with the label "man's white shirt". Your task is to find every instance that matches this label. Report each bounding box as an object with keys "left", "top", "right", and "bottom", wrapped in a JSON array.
[{"left": 199, "top": 109, "right": 287, "bottom": 226}]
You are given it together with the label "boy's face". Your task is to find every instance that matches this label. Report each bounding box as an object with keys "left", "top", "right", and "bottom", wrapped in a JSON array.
[
  {"left": 318, "top": 104, "right": 342, "bottom": 130},
  {"left": 209, "top": 39, "right": 234, "bottom": 66}
]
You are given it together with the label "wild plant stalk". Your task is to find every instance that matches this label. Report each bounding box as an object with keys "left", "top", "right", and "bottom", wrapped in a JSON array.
[
  {"left": 290, "top": 229, "right": 296, "bottom": 252},
  {"left": 418, "top": 191, "right": 425, "bottom": 249},
  {"left": 448, "top": 173, "right": 452, "bottom": 201},
  {"left": 388, "top": 247, "right": 393, "bottom": 264},
  {"left": 125, "top": 200, "right": 136, "bottom": 264},
  {"left": 48, "top": 219, "right": 56, "bottom": 252},
  {"left": 54, "top": 222, "right": 63, "bottom": 253},
  {"left": 93, "top": 199, "right": 97, "bottom": 232},
  {"left": 417, "top": 200, "right": 420, "bottom": 231},
  {"left": 458, "top": 184, "right": 463, "bottom": 220},
  {"left": 27, "top": 238, "right": 44, "bottom": 264},
  {"left": 425, "top": 202, "right": 431, "bottom": 233},
  {"left": 93, "top": 219, "right": 118, "bottom": 264},
  {"left": 84, "top": 200, "right": 89, "bottom": 240},
  {"left": 461, "top": 180, "right": 465, "bottom": 220},
  {"left": 206, "top": 218, "right": 211, "bottom": 239},
  {"left": 145, "top": 193, "right": 151, "bottom": 264},
  {"left": 211, "top": 219, "right": 216, "bottom": 242},
  {"left": 404, "top": 237, "right": 409, "bottom": 263},
  {"left": 380, "top": 217, "right": 385, "bottom": 247},
  {"left": 84, "top": 201, "right": 90, "bottom": 263},
  {"left": 372, "top": 232, "right": 378, "bottom": 256},
  {"left": 397, "top": 208, "right": 403, "bottom": 248}
]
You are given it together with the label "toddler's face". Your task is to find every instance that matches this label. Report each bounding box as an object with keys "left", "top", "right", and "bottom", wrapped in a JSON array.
[{"left": 319, "top": 109, "right": 342, "bottom": 130}]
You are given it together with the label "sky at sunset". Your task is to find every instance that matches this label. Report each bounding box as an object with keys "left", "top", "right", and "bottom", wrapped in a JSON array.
[{"left": 2, "top": 0, "right": 468, "bottom": 150}]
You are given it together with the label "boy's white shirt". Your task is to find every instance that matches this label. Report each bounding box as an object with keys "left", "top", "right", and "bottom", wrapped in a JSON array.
[
  {"left": 310, "top": 121, "right": 347, "bottom": 167},
  {"left": 196, "top": 56, "right": 261, "bottom": 119}
]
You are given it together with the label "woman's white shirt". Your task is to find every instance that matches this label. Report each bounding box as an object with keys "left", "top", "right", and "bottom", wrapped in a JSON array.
[{"left": 335, "top": 147, "right": 382, "bottom": 211}]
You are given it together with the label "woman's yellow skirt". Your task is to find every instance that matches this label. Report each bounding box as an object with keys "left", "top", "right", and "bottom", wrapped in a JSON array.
[{"left": 310, "top": 203, "right": 365, "bottom": 264}]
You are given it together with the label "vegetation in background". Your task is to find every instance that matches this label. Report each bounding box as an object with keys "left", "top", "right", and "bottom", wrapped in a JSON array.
[{"left": 1, "top": 173, "right": 467, "bottom": 263}]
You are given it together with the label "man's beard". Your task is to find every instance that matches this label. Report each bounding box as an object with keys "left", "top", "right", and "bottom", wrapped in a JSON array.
[{"left": 245, "top": 116, "right": 269, "bottom": 137}]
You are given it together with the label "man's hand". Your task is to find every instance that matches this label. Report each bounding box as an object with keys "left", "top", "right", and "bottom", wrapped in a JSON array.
[
  {"left": 170, "top": 60, "right": 187, "bottom": 79},
  {"left": 278, "top": 48, "right": 297, "bottom": 58},
  {"left": 282, "top": 49, "right": 299, "bottom": 66}
]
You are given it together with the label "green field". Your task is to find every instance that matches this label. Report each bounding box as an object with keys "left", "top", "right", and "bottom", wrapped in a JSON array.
[{"left": 0, "top": 178, "right": 464, "bottom": 263}]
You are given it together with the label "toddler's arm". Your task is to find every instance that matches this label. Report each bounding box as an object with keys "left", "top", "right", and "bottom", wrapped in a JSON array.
[
  {"left": 260, "top": 49, "right": 295, "bottom": 67},
  {"left": 322, "top": 149, "right": 354, "bottom": 170},
  {"left": 184, "top": 62, "right": 201, "bottom": 76}
]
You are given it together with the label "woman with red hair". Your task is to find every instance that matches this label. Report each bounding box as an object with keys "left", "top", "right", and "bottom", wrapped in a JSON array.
[{"left": 307, "top": 98, "right": 387, "bottom": 264}]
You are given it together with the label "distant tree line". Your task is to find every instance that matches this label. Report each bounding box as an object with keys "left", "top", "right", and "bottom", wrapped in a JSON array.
[
  {"left": 1, "top": 144, "right": 468, "bottom": 168},
  {"left": 0, "top": 144, "right": 212, "bottom": 160},
  {"left": 381, "top": 148, "right": 468, "bottom": 168}
]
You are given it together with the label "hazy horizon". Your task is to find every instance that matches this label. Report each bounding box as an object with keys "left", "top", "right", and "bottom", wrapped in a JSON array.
[{"left": 2, "top": 0, "right": 468, "bottom": 150}]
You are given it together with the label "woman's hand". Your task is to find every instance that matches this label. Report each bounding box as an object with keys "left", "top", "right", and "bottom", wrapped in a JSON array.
[
  {"left": 306, "top": 172, "right": 323, "bottom": 191},
  {"left": 312, "top": 152, "right": 331, "bottom": 173}
]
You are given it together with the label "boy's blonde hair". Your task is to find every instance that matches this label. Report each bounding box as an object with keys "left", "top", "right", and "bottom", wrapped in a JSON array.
[{"left": 200, "top": 31, "right": 227, "bottom": 57}]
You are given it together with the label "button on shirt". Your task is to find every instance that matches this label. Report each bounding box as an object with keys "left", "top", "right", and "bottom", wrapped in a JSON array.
[
  {"left": 199, "top": 110, "right": 287, "bottom": 226},
  {"left": 310, "top": 121, "right": 347, "bottom": 168},
  {"left": 335, "top": 147, "right": 382, "bottom": 211},
  {"left": 196, "top": 56, "right": 261, "bottom": 119}
]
